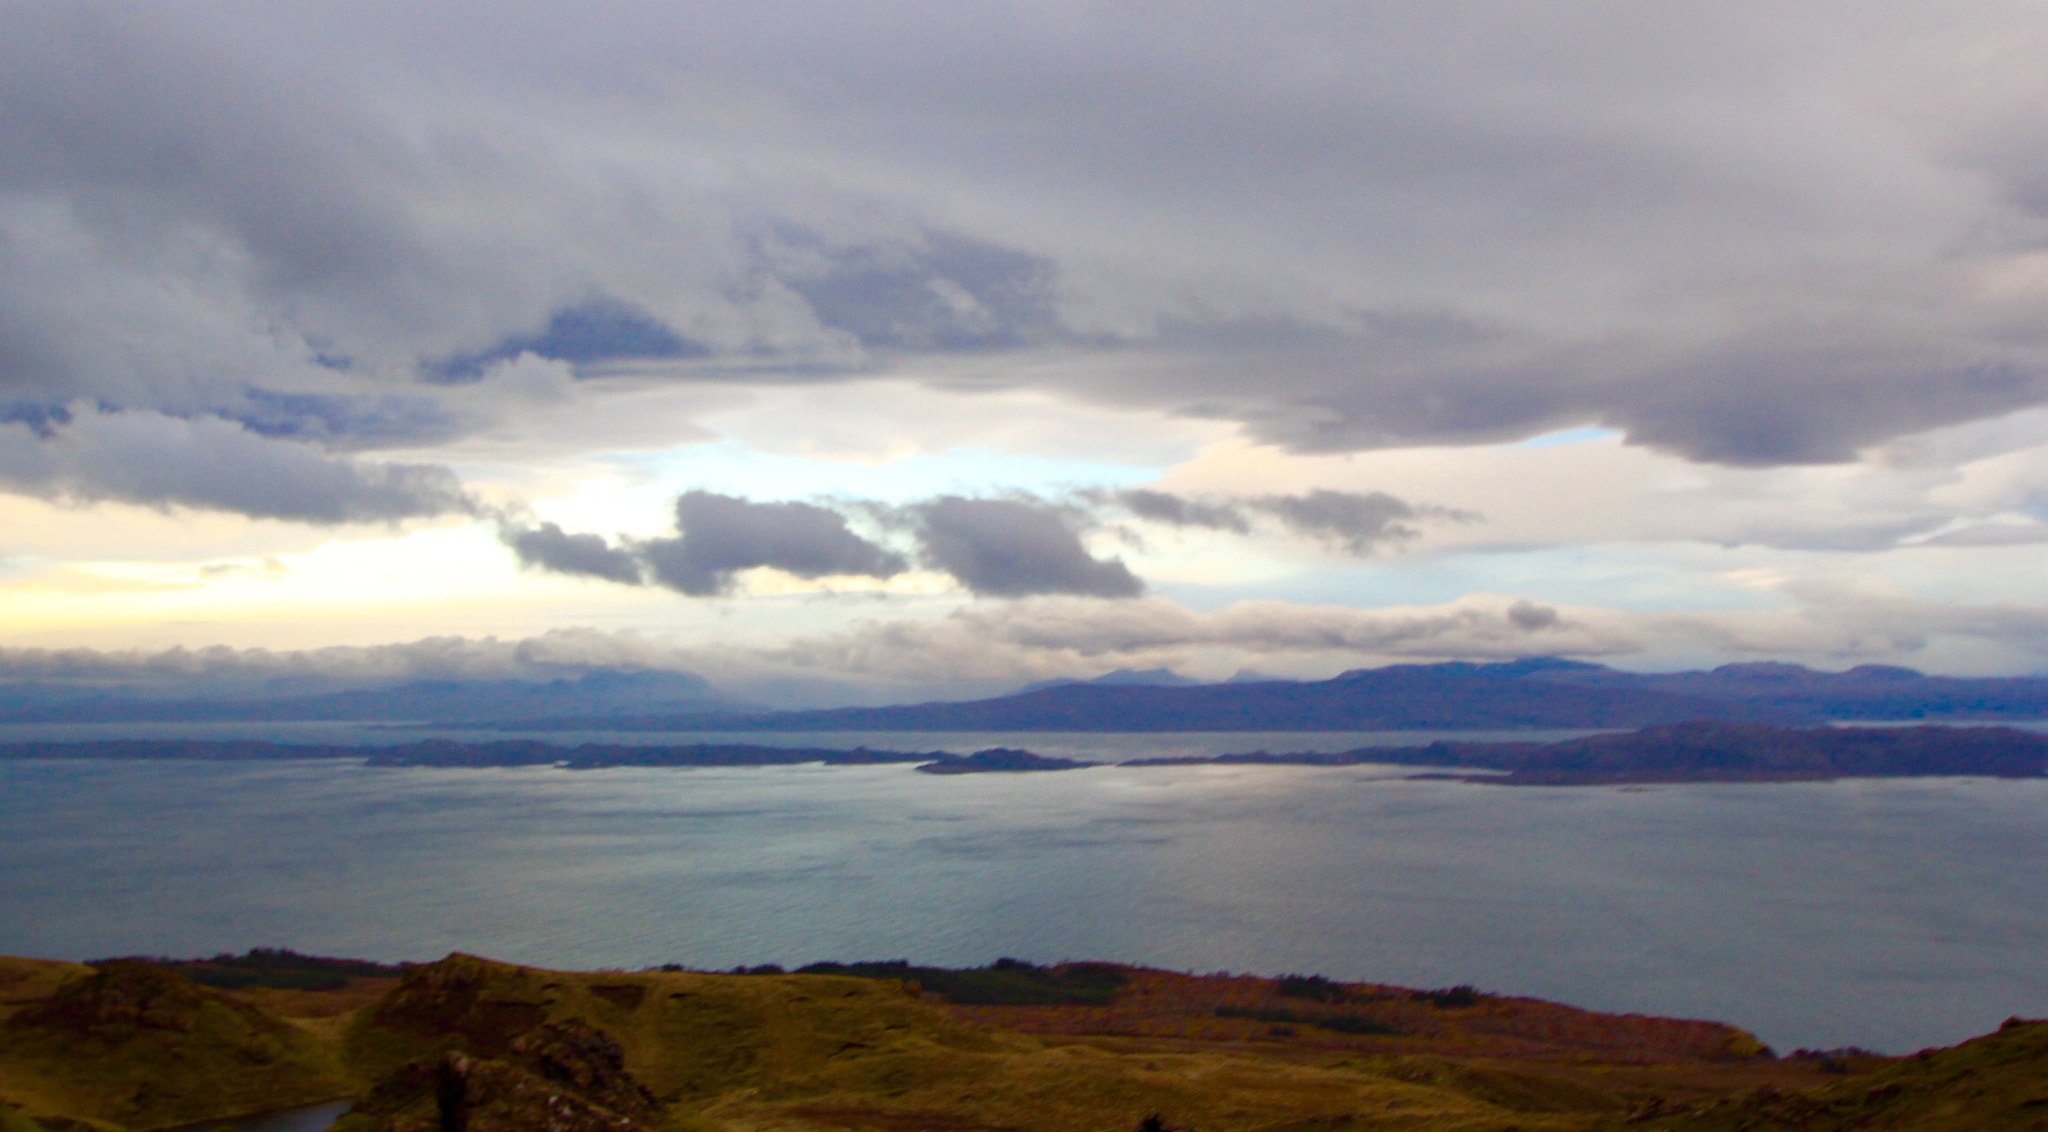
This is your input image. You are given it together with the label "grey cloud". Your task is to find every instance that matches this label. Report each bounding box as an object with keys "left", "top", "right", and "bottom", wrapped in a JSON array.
[
  {"left": 0, "top": 628, "right": 714, "bottom": 696},
  {"left": 765, "top": 595, "right": 1611, "bottom": 682},
  {"left": 1252, "top": 489, "right": 1475, "bottom": 554},
  {"left": 503, "top": 490, "right": 1146, "bottom": 599},
  {"left": 1507, "top": 600, "right": 1560, "bottom": 631},
  {"left": 1109, "top": 487, "right": 1473, "bottom": 554},
  {"left": 640, "top": 491, "right": 908, "bottom": 596},
  {"left": 0, "top": 6, "right": 439, "bottom": 351},
  {"left": 18, "top": 590, "right": 2048, "bottom": 709},
  {"left": 504, "top": 522, "right": 644, "bottom": 585},
  {"left": 763, "top": 227, "right": 1060, "bottom": 353},
  {"left": 1115, "top": 488, "right": 1250, "bottom": 533},
  {"left": 760, "top": 585, "right": 2048, "bottom": 687},
  {"left": 1611, "top": 339, "right": 2048, "bottom": 467},
  {"left": 909, "top": 496, "right": 1143, "bottom": 598},
  {"left": 230, "top": 388, "right": 461, "bottom": 451},
  {"left": 0, "top": 406, "right": 471, "bottom": 522},
  {"left": 13, "top": 3, "right": 2048, "bottom": 471},
  {"left": 506, "top": 485, "right": 1471, "bottom": 600}
]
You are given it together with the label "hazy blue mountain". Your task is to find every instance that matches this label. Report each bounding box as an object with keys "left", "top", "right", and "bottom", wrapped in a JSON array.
[
  {"left": 494, "top": 657, "right": 2048, "bottom": 732},
  {"left": 1543, "top": 661, "right": 2048, "bottom": 721},
  {"left": 517, "top": 658, "right": 1800, "bottom": 732},
  {"left": 1013, "top": 667, "right": 1204, "bottom": 694},
  {"left": 8, "top": 657, "right": 2048, "bottom": 730}
]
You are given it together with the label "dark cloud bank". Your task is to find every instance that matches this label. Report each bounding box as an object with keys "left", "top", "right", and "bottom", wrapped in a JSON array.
[
  {"left": 907, "top": 496, "right": 1142, "bottom": 599},
  {"left": 643, "top": 492, "right": 909, "bottom": 596},
  {"left": 9, "top": 4, "right": 2048, "bottom": 524},
  {"left": 505, "top": 487, "right": 1463, "bottom": 598},
  {"left": 507, "top": 490, "right": 1133, "bottom": 598}
]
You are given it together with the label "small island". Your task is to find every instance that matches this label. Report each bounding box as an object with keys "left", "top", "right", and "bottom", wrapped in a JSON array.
[{"left": 914, "top": 747, "right": 1098, "bottom": 774}]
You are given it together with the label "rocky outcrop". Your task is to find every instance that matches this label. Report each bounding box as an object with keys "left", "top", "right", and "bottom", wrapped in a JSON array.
[
  {"left": 341, "top": 1020, "right": 660, "bottom": 1132},
  {"left": 6, "top": 960, "right": 217, "bottom": 1036},
  {"left": 0, "top": 961, "right": 347, "bottom": 1129}
]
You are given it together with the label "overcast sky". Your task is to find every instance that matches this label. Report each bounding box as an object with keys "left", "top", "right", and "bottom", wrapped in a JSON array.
[{"left": 7, "top": 2, "right": 2048, "bottom": 703}]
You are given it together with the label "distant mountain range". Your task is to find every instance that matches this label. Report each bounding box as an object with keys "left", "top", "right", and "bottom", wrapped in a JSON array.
[
  {"left": 7, "top": 657, "right": 2048, "bottom": 730},
  {"left": 1012, "top": 667, "right": 1205, "bottom": 694},
  {"left": 499, "top": 658, "right": 2048, "bottom": 732}
]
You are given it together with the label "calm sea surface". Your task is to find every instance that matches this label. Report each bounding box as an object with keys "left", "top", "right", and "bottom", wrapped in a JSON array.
[{"left": 4, "top": 726, "right": 2047, "bottom": 1056}]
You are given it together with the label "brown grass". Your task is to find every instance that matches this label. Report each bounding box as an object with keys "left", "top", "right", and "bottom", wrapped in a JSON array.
[{"left": 0, "top": 954, "right": 2015, "bottom": 1132}]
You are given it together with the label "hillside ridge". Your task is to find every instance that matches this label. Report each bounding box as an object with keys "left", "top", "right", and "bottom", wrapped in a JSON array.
[{"left": 3, "top": 951, "right": 2043, "bottom": 1132}]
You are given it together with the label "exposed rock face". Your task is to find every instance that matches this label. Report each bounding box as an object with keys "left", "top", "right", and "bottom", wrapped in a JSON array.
[
  {"left": 364, "top": 954, "right": 551, "bottom": 1052},
  {"left": 345, "top": 1020, "right": 660, "bottom": 1132},
  {"left": 342, "top": 958, "right": 661, "bottom": 1132}
]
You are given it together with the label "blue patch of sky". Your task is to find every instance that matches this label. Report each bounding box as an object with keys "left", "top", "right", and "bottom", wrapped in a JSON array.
[
  {"left": 432, "top": 298, "right": 708, "bottom": 382},
  {"left": 0, "top": 401, "right": 72, "bottom": 438},
  {"left": 619, "top": 440, "right": 1163, "bottom": 505},
  {"left": 234, "top": 388, "right": 458, "bottom": 446}
]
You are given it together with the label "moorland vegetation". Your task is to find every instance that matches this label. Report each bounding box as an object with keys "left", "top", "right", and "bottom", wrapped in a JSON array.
[{"left": 4, "top": 950, "right": 2044, "bottom": 1131}]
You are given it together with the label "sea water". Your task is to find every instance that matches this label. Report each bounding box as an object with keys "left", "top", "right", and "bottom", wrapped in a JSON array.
[{"left": 3, "top": 744, "right": 2046, "bottom": 1055}]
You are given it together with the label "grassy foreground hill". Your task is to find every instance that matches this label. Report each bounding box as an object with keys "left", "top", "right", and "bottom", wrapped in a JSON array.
[{"left": 1, "top": 951, "right": 2041, "bottom": 1131}]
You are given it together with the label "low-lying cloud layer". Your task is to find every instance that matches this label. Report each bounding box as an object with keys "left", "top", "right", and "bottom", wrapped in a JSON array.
[
  {"left": 758, "top": 587, "right": 2048, "bottom": 690},
  {"left": 0, "top": 628, "right": 706, "bottom": 696},
  {"left": 11, "top": 584, "right": 2048, "bottom": 708}
]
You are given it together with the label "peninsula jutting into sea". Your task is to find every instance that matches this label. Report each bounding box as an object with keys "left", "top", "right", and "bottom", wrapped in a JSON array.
[{"left": 7, "top": 720, "right": 2048, "bottom": 786}]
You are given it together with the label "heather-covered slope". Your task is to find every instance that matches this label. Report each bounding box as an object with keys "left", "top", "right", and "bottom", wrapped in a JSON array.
[
  {"left": 333, "top": 955, "right": 1562, "bottom": 1132},
  {"left": 0, "top": 952, "right": 2037, "bottom": 1131},
  {"left": 0, "top": 959, "right": 351, "bottom": 1129},
  {"left": 1636, "top": 1016, "right": 2048, "bottom": 1129}
]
